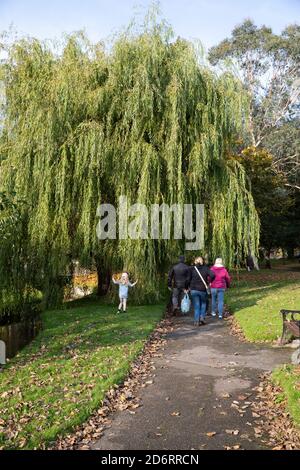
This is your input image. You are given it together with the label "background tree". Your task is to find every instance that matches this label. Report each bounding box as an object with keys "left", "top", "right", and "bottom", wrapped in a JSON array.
[
  {"left": 232, "top": 146, "right": 299, "bottom": 262},
  {"left": 208, "top": 20, "right": 300, "bottom": 187},
  {"left": 264, "top": 118, "right": 300, "bottom": 189}
]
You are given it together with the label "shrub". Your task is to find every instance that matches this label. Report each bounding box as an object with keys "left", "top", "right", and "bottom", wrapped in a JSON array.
[{"left": 0, "top": 289, "right": 43, "bottom": 325}]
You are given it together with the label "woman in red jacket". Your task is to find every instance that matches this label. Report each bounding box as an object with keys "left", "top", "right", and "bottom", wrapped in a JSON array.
[{"left": 210, "top": 258, "right": 231, "bottom": 320}]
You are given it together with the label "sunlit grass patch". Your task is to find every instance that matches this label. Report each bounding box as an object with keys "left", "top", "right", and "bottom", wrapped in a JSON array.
[{"left": 227, "top": 272, "right": 300, "bottom": 342}]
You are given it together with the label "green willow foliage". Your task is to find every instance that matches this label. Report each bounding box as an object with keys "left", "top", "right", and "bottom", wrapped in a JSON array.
[{"left": 0, "top": 21, "right": 259, "bottom": 306}]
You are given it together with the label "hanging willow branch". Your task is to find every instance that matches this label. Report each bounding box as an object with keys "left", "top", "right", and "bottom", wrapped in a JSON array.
[{"left": 0, "top": 18, "right": 259, "bottom": 306}]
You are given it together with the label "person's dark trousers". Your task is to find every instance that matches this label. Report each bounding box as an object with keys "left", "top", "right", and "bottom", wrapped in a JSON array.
[
  {"left": 191, "top": 290, "right": 207, "bottom": 322},
  {"left": 206, "top": 295, "right": 212, "bottom": 315},
  {"left": 172, "top": 287, "right": 185, "bottom": 315}
]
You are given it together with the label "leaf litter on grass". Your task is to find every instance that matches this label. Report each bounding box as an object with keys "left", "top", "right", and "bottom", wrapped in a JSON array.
[
  {"left": 50, "top": 318, "right": 173, "bottom": 450},
  {"left": 251, "top": 373, "right": 300, "bottom": 450}
]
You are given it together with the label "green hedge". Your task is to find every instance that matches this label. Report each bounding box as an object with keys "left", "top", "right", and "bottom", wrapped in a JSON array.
[{"left": 0, "top": 290, "right": 43, "bottom": 325}]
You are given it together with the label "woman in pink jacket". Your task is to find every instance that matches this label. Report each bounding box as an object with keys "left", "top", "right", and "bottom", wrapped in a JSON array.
[{"left": 210, "top": 258, "right": 231, "bottom": 320}]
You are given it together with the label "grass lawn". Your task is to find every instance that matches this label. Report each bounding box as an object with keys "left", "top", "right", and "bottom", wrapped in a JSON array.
[
  {"left": 272, "top": 365, "right": 300, "bottom": 427},
  {"left": 227, "top": 263, "right": 300, "bottom": 428},
  {"left": 227, "top": 267, "right": 300, "bottom": 342},
  {"left": 0, "top": 297, "right": 164, "bottom": 449}
]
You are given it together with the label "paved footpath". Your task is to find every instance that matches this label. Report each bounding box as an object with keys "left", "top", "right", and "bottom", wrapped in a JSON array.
[{"left": 92, "top": 316, "right": 290, "bottom": 450}]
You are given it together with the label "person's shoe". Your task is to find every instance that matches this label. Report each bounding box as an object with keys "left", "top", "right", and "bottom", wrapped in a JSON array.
[
  {"left": 211, "top": 312, "right": 216, "bottom": 317},
  {"left": 193, "top": 321, "right": 199, "bottom": 327},
  {"left": 218, "top": 316, "right": 223, "bottom": 320},
  {"left": 117, "top": 309, "right": 121, "bottom": 314},
  {"left": 123, "top": 310, "right": 127, "bottom": 313},
  {"left": 200, "top": 319, "right": 206, "bottom": 325}
]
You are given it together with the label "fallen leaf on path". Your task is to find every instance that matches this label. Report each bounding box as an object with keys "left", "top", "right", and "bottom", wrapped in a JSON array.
[
  {"left": 238, "top": 395, "right": 247, "bottom": 401},
  {"left": 223, "top": 444, "right": 241, "bottom": 450},
  {"left": 130, "top": 403, "right": 140, "bottom": 410},
  {"left": 225, "top": 429, "right": 239, "bottom": 435},
  {"left": 254, "top": 427, "right": 262, "bottom": 435},
  {"left": 206, "top": 432, "right": 216, "bottom": 437}
]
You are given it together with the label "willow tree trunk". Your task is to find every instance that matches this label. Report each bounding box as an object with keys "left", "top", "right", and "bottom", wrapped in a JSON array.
[
  {"left": 265, "top": 249, "right": 272, "bottom": 269},
  {"left": 287, "top": 246, "right": 295, "bottom": 259},
  {"left": 42, "top": 277, "right": 66, "bottom": 309},
  {"left": 96, "top": 263, "right": 111, "bottom": 297}
]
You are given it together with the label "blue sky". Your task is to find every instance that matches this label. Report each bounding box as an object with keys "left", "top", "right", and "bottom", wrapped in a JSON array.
[{"left": 0, "top": 0, "right": 299, "bottom": 50}]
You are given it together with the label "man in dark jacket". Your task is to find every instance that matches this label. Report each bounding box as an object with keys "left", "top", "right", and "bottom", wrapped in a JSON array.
[{"left": 168, "top": 255, "right": 190, "bottom": 315}]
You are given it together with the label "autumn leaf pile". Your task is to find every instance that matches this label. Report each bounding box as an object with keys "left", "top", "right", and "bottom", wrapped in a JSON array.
[{"left": 252, "top": 373, "right": 300, "bottom": 450}]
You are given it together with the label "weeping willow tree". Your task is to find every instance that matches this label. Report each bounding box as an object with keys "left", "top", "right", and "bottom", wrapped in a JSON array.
[{"left": 0, "top": 15, "right": 259, "bottom": 306}]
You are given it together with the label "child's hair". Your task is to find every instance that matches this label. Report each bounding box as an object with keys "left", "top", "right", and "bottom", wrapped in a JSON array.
[{"left": 120, "top": 272, "right": 129, "bottom": 285}]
